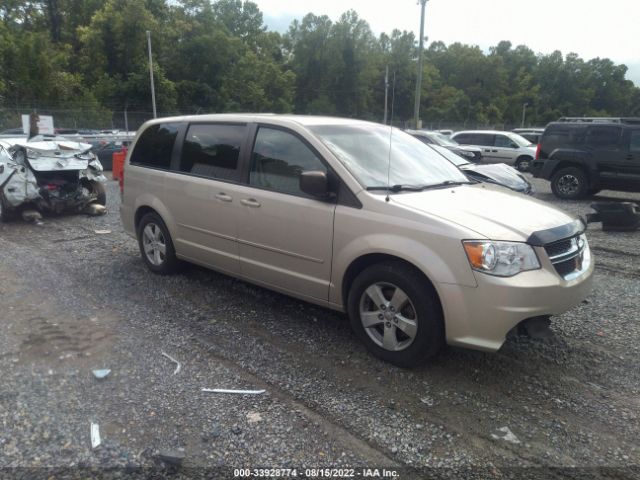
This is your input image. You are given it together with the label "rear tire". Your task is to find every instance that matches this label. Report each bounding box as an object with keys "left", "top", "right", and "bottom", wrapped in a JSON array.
[
  {"left": 91, "top": 181, "right": 107, "bottom": 206},
  {"left": 0, "top": 192, "right": 17, "bottom": 222},
  {"left": 347, "top": 261, "right": 444, "bottom": 368},
  {"left": 83, "top": 179, "right": 106, "bottom": 206},
  {"left": 137, "top": 212, "right": 181, "bottom": 275},
  {"left": 551, "top": 167, "right": 588, "bottom": 199}
]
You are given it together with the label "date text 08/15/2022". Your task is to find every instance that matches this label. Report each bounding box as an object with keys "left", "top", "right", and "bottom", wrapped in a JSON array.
[{"left": 233, "top": 468, "right": 400, "bottom": 478}]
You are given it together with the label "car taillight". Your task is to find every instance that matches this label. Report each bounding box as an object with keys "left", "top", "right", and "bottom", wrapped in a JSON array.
[{"left": 535, "top": 143, "right": 541, "bottom": 160}]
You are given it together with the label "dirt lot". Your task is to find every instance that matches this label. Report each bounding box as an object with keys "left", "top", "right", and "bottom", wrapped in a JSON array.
[{"left": 0, "top": 176, "right": 639, "bottom": 479}]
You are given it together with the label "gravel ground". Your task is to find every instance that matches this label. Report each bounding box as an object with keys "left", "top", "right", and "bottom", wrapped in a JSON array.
[{"left": 0, "top": 175, "right": 638, "bottom": 479}]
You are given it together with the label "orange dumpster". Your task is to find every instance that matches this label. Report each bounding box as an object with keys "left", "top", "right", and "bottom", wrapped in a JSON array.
[{"left": 112, "top": 151, "right": 126, "bottom": 181}]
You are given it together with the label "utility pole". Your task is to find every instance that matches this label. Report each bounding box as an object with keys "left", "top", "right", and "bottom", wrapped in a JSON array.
[
  {"left": 413, "top": 0, "right": 428, "bottom": 130},
  {"left": 521, "top": 102, "right": 528, "bottom": 127},
  {"left": 147, "top": 30, "right": 157, "bottom": 119},
  {"left": 383, "top": 65, "right": 389, "bottom": 125}
]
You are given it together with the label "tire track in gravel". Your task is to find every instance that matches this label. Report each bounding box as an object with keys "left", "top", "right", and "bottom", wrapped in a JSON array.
[{"left": 0, "top": 232, "right": 403, "bottom": 472}]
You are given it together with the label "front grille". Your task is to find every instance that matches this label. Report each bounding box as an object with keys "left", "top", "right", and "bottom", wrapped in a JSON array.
[
  {"left": 544, "top": 239, "right": 573, "bottom": 259},
  {"left": 544, "top": 235, "right": 586, "bottom": 279},
  {"left": 554, "top": 258, "right": 579, "bottom": 277}
]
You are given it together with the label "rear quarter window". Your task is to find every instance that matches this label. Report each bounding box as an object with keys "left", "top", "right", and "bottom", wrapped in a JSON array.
[
  {"left": 130, "top": 123, "right": 180, "bottom": 169},
  {"left": 540, "top": 125, "right": 586, "bottom": 157},
  {"left": 453, "top": 134, "right": 472, "bottom": 144},
  {"left": 630, "top": 130, "right": 640, "bottom": 153},
  {"left": 585, "top": 126, "right": 622, "bottom": 148},
  {"left": 473, "top": 134, "right": 495, "bottom": 146}
]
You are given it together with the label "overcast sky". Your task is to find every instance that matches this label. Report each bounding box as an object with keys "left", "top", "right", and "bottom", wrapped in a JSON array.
[{"left": 254, "top": 0, "right": 640, "bottom": 86}]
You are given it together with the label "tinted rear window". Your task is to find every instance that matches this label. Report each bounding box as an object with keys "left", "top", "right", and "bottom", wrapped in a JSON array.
[
  {"left": 585, "top": 126, "right": 622, "bottom": 148},
  {"left": 454, "top": 133, "right": 492, "bottom": 146},
  {"left": 473, "top": 134, "right": 495, "bottom": 146},
  {"left": 130, "top": 123, "right": 180, "bottom": 169},
  {"left": 630, "top": 130, "right": 640, "bottom": 153},
  {"left": 540, "top": 124, "right": 586, "bottom": 156},
  {"left": 179, "top": 124, "right": 246, "bottom": 179}
]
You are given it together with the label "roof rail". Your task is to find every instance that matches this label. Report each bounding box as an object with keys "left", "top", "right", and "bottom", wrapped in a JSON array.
[{"left": 557, "top": 117, "right": 640, "bottom": 125}]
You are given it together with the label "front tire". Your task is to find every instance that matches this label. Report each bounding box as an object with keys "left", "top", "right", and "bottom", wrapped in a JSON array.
[
  {"left": 551, "top": 167, "right": 588, "bottom": 199},
  {"left": 515, "top": 156, "right": 532, "bottom": 172},
  {"left": 347, "top": 261, "right": 444, "bottom": 368},
  {"left": 137, "top": 212, "right": 181, "bottom": 275}
]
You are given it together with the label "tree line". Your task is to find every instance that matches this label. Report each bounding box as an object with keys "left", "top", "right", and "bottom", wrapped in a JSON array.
[{"left": 1, "top": 0, "right": 639, "bottom": 130}]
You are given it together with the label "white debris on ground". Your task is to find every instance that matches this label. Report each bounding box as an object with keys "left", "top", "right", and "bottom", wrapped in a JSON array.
[{"left": 491, "top": 426, "right": 521, "bottom": 445}]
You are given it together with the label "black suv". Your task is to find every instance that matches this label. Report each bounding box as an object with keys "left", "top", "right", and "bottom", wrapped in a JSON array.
[{"left": 532, "top": 118, "right": 640, "bottom": 199}]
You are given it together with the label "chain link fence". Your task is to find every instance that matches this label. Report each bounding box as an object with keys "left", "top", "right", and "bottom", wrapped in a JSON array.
[{"left": 1, "top": 106, "right": 533, "bottom": 134}]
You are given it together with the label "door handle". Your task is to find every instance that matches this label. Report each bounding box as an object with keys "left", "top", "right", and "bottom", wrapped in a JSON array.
[
  {"left": 491, "top": 149, "right": 498, "bottom": 153},
  {"left": 627, "top": 155, "right": 634, "bottom": 160},
  {"left": 241, "top": 198, "right": 261, "bottom": 208},
  {"left": 215, "top": 193, "right": 232, "bottom": 202}
]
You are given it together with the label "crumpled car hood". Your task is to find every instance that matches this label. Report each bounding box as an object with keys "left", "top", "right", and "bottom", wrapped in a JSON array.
[
  {"left": 391, "top": 183, "right": 577, "bottom": 242},
  {"left": 460, "top": 163, "right": 531, "bottom": 192},
  {"left": 12, "top": 140, "right": 93, "bottom": 171}
]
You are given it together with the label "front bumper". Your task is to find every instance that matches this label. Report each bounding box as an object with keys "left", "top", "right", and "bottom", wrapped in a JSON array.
[{"left": 438, "top": 246, "right": 594, "bottom": 352}]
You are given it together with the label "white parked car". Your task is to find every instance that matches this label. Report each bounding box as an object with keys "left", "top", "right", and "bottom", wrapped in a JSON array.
[{"left": 451, "top": 130, "right": 537, "bottom": 172}]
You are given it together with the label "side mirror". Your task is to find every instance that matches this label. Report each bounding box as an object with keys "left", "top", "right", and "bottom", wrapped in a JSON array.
[{"left": 300, "top": 170, "right": 332, "bottom": 199}]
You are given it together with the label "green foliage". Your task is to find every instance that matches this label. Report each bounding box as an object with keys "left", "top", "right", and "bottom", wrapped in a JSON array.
[{"left": 1, "top": 0, "right": 638, "bottom": 129}]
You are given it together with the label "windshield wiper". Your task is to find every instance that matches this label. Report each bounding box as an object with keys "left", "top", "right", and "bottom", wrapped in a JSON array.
[
  {"left": 366, "top": 184, "right": 427, "bottom": 192},
  {"left": 367, "top": 181, "right": 471, "bottom": 193},
  {"left": 419, "top": 180, "right": 472, "bottom": 190}
]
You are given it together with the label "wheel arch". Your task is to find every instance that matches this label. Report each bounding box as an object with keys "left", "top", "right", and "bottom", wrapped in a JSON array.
[
  {"left": 340, "top": 253, "right": 443, "bottom": 315},
  {"left": 550, "top": 161, "right": 594, "bottom": 186},
  {"left": 134, "top": 205, "right": 159, "bottom": 231},
  {"left": 133, "top": 199, "right": 177, "bottom": 241}
]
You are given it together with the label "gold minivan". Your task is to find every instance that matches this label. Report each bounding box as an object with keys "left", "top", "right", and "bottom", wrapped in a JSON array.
[{"left": 120, "top": 114, "right": 594, "bottom": 367}]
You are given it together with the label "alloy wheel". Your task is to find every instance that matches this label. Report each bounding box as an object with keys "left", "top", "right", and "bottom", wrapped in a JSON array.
[
  {"left": 359, "top": 282, "right": 418, "bottom": 352},
  {"left": 142, "top": 223, "right": 167, "bottom": 266},
  {"left": 557, "top": 174, "right": 580, "bottom": 196}
]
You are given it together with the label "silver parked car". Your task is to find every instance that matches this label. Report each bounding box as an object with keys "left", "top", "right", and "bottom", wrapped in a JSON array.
[
  {"left": 120, "top": 115, "right": 593, "bottom": 367},
  {"left": 426, "top": 144, "right": 534, "bottom": 195},
  {"left": 451, "top": 130, "right": 537, "bottom": 171}
]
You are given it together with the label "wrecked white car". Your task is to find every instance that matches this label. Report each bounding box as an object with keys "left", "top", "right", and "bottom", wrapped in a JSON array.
[{"left": 0, "top": 139, "right": 107, "bottom": 222}]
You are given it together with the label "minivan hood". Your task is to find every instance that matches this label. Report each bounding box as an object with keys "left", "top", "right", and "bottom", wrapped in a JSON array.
[{"left": 391, "top": 184, "right": 577, "bottom": 242}]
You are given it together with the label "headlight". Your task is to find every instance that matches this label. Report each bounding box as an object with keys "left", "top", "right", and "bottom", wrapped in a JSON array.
[
  {"left": 459, "top": 150, "right": 475, "bottom": 158},
  {"left": 463, "top": 240, "right": 540, "bottom": 277},
  {"left": 26, "top": 148, "right": 41, "bottom": 158}
]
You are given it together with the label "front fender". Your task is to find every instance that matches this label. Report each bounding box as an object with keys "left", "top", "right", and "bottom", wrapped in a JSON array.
[{"left": 330, "top": 233, "right": 477, "bottom": 307}]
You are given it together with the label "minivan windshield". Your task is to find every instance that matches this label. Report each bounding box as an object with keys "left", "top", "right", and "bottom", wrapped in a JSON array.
[
  {"left": 507, "top": 132, "right": 534, "bottom": 147},
  {"left": 310, "top": 124, "right": 470, "bottom": 190}
]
